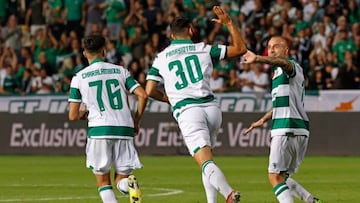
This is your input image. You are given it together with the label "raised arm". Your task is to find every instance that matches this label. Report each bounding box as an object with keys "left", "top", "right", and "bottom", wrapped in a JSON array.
[
  {"left": 9, "top": 48, "right": 18, "bottom": 69},
  {"left": 256, "top": 56, "right": 293, "bottom": 75},
  {"left": 212, "top": 6, "right": 247, "bottom": 58},
  {"left": 25, "top": 8, "right": 32, "bottom": 27},
  {"left": 242, "top": 50, "right": 293, "bottom": 75},
  {"left": 81, "top": 2, "right": 86, "bottom": 27}
]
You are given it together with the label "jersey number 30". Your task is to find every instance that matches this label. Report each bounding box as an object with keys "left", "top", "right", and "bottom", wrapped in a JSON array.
[
  {"left": 89, "top": 79, "right": 123, "bottom": 112},
  {"left": 168, "top": 55, "right": 203, "bottom": 90}
]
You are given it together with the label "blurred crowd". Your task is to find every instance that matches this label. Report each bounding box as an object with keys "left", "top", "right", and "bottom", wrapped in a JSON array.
[{"left": 0, "top": 0, "right": 360, "bottom": 95}]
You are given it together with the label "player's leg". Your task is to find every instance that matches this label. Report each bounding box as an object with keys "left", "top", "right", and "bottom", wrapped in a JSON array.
[
  {"left": 202, "top": 168, "right": 217, "bottom": 203},
  {"left": 86, "top": 138, "right": 118, "bottom": 203},
  {"left": 201, "top": 109, "right": 221, "bottom": 203},
  {"left": 113, "top": 139, "right": 143, "bottom": 203},
  {"left": 195, "top": 147, "right": 240, "bottom": 203},
  {"left": 269, "top": 173, "right": 293, "bottom": 203},
  {"left": 205, "top": 105, "right": 240, "bottom": 203},
  {"left": 268, "top": 136, "right": 294, "bottom": 203},
  {"left": 114, "top": 173, "right": 142, "bottom": 203},
  {"left": 286, "top": 177, "right": 321, "bottom": 203},
  {"left": 96, "top": 174, "right": 118, "bottom": 203},
  {"left": 178, "top": 106, "right": 239, "bottom": 203},
  {"left": 286, "top": 136, "right": 322, "bottom": 203}
]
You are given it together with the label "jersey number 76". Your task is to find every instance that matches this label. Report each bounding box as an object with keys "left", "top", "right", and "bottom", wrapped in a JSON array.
[{"left": 89, "top": 79, "right": 123, "bottom": 112}]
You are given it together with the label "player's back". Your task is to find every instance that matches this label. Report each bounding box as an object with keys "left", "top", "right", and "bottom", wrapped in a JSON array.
[
  {"left": 76, "top": 61, "right": 135, "bottom": 131},
  {"left": 151, "top": 41, "right": 221, "bottom": 107}
]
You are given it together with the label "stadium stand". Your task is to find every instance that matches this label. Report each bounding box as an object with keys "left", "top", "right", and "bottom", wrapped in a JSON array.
[{"left": 0, "top": 0, "right": 359, "bottom": 95}]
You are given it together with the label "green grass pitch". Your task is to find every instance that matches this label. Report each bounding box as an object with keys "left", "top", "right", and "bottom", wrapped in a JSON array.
[{"left": 0, "top": 156, "right": 359, "bottom": 202}]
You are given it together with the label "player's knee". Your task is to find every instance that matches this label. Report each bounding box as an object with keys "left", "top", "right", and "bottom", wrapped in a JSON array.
[
  {"left": 268, "top": 173, "right": 286, "bottom": 186},
  {"left": 95, "top": 173, "right": 112, "bottom": 187},
  {"left": 194, "top": 147, "right": 213, "bottom": 168}
]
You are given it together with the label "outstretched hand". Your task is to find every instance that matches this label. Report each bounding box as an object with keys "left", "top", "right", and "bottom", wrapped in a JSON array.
[
  {"left": 241, "top": 50, "right": 257, "bottom": 64},
  {"left": 212, "top": 6, "right": 232, "bottom": 25},
  {"left": 133, "top": 118, "right": 140, "bottom": 135},
  {"left": 243, "top": 119, "right": 265, "bottom": 135}
]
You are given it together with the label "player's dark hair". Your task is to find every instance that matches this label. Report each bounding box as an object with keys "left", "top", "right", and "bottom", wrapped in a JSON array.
[
  {"left": 82, "top": 35, "right": 106, "bottom": 54},
  {"left": 170, "top": 17, "right": 191, "bottom": 35}
]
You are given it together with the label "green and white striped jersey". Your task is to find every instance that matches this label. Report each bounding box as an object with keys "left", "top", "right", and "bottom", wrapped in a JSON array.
[
  {"left": 271, "top": 59, "right": 309, "bottom": 137},
  {"left": 146, "top": 40, "right": 226, "bottom": 113},
  {"left": 68, "top": 59, "right": 140, "bottom": 139}
]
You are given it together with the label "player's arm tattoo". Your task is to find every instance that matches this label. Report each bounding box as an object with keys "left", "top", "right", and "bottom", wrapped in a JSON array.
[{"left": 256, "top": 56, "right": 293, "bottom": 75}]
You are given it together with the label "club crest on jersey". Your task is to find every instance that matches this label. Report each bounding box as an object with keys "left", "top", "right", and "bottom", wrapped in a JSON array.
[{"left": 273, "top": 68, "right": 283, "bottom": 77}]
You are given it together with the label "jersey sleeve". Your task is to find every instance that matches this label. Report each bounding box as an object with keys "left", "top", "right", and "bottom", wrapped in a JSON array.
[
  {"left": 146, "top": 56, "right": 163, "bottom": 82},
  {"left": 68, "top": 74, "right": 82, "bottom": 103},
  {"left": 210, "top": 44, "right": 227, "bottom": 61},
  {"left": 286, "top": 58, "right": 297, "bottom": 78},
  {"left": 0, "top": 73, "right": 4, "bottom": 88},
  {"left": 124, "top": 68, "right": 140, "bottom": 93}
]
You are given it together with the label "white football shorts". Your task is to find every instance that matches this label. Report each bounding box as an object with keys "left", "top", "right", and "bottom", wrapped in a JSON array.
[
  {"left": 268, "top": 135, "right": 308, "bottom": 174},
  {"left": 86, "top": 138, "right": 143, "bottom": 175},
  {"left": 177, "top": 104, "right": 222, "bottom": 156}
]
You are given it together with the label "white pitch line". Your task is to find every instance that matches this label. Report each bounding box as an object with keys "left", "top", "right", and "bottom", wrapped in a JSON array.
[
  {"left": 146, "top": 187, "right": 183, "bottom": 197},
  {"left": 0, "top": 185, "right": 184, "bottom": 202},
  {"left": 247, "top": 179, "right": 359, "bottom": 184},
  {"left": 0, "top": 196, "right": 99, "bottom": 202},
  {"left": 2, "top": 184, "right": 93, "bottom": 187}
]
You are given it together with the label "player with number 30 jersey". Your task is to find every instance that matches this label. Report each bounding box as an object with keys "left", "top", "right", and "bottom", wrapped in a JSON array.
[
  {"left": 145, "top": 6, "right": 247, "bottom": 203},
  {"left": 147, "top": 41, "right": 226, "bottom": 118}
]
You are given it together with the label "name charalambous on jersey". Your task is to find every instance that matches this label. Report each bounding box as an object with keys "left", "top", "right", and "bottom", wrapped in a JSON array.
[{"left": 81, "top": 68, "right": 121, "bottom": 79}]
